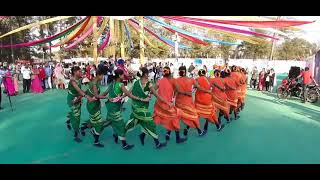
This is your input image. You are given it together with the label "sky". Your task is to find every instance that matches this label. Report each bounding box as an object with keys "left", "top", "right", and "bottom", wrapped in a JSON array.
[{"left": 290, "top": 16, "right": 320, "bottom": 44}]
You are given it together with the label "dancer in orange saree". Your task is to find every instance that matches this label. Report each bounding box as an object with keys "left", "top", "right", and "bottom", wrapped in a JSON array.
[
  {"left": 153, "top": 67, "right": 187, "bottom": 144},
  {"left": 223, "top": 69, "right": 240, "bottom": 120},
  {"left": 195, "top": 69, "right": 224, "bottom": 133},
  {"left": 238, "top": 68, "right": 248, "bottom": 111},
  {"left": 174, "top": 66, "right": 205, "bottom": 137},
  {"left": 210, "top": 69, "right": 231, "bottom": 124}
]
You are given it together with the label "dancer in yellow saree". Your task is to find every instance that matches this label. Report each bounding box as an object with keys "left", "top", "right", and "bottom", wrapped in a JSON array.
[{"left": 125, "top": 67, "right": 167, "bottom": 149}]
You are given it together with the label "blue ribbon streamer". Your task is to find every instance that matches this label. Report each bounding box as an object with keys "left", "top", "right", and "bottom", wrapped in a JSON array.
[{"left": 124, "top": 22, "right": 134, "bottom": 51}]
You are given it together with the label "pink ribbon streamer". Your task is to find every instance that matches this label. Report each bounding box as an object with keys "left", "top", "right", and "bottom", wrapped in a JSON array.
[
  {"left": 162, "top": 16, "right": 278, "bottom": 40},
  {"left": 64, "top": 26, "right": 93, "bottom": 49},
  {"left": 98, "top": 32, "right": 110, "bottom": 52},
  {"left": 64, "top": 17, "right": 102, "bottom": 50}
]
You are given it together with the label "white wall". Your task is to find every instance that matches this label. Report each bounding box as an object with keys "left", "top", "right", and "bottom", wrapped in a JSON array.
[{"left": 144, "top": 58, "right": 307, "bottom": 74}]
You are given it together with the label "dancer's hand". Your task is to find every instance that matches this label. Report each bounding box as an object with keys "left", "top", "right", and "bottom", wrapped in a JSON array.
[
  {"left": 87, "top": 97, "right": 96, "bottom": 103},
  {"left": 167, "top": 102, "right": 174, "bottom": 108},
  {"left": 141, "top": 97, "right": 150, "bottom": 102}
]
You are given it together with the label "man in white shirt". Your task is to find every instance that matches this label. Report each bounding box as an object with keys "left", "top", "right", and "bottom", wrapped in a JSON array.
[{"left": 21, "top": 65, "right": 31, "bottom": 93}]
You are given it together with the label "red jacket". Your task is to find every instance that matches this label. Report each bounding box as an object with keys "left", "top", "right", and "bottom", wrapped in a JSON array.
[{"left": 39, "top": 68, "right": 46, "bottom": 80}]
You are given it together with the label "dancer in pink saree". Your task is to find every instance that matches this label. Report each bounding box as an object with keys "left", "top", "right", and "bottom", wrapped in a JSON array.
[
  {"left": 258, "top": 68, "right": 266, "bottom": 91},
  {"left": 3, "top": 67, "right": 16, "bottom": 96},
  {"left": 31, "top": 65, "right": 44, "bottom": 93}
]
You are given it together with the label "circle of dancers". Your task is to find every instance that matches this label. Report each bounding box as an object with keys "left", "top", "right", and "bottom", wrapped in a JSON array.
[{"left": 65, "top": 64, "right": 247, "bottom": 150}]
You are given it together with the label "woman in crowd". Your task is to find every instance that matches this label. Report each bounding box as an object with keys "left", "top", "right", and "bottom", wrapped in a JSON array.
[
  {"left": 269, "top": 68, "right": 275, "bottom": 93},
  {"left": 258, "top": 68, "right": 266, "bottom": 91},
  {"left": 54, "top": 63, "right": 65, "bottom": 89},
  {"left": 125, "top": 67, "right": 167, "bottom": 149},
  {"left": 31, "top": 65, "right": 44, "bottom": 93},
  {"left": 3, "top": 66, "right": 16, "bottom": 96}
]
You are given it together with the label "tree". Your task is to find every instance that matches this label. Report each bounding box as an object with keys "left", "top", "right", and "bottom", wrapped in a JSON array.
[
  {"left": 274, "top": 38, "right": 318, "bottom": 60},
  {"left": 238, "top": 40, "right": 271, "bottom": 60}
]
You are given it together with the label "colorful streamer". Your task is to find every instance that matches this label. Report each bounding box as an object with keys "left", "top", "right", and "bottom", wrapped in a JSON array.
[
  {"left": 65, "top": 17, "right": 104, "bottom": 50},
  {"left": 128, "top": 20, "right": 158, "bottom": 49},
  {"left": 129, "top": 19, "right": 190, "bottom": 49},
  {"left": 124, "top": 21, "right": 134, "bottom": 50},
  {"left": 163, "top": 26, "right": 209, "bottom": 46},
  {"left": 145, "top": 16, "right": 241, "bottom": 45},
  {"left": 65, "top": 26, "right": 93, "bottom": 49},
  {"left": 0, "top": 17, "right": 84, "bottom": 48},
  {"left": 161, "top": 16, "right": 279, "bottom": 40},
  {"left": 98, "top": 31, "right": 110, "bottom": 52},
  {"left": 0, "top": 16, "right": 74, "bottom": 39},
  {"left": 170, "top": 16, "right": 314, "bottom": 28},
  {"left": 51, "top": 16, "right": 91, "bottom": 47}
]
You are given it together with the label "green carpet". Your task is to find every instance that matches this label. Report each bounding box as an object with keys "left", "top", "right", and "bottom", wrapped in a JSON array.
[{"left": 0, "top": 85, "right": 320, "bottom": 164}]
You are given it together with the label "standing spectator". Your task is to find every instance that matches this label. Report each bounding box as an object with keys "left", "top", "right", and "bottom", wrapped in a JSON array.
[
  {"left": 45, "top": 63, "right": 53, "bottom": 89},
  {"left": 21, "top": 65, "right": 32, "bottom": 93},
  {"left": 269, "top": 68, "right": 275, "bottom": 93},
  {"left": 250, "top": 66, "right": 258, "bottom": 89},
  {"left": 188, "top": 63, "right": 195, "bottom": 77},
  {"left": 39, "top": 64, "right": 46, "bottom": 90},
  {"left": 265, "top": 69, "right": 270, "bottom": 92},
  {"left": 99, "top": 61, "right": 109, "bottom": 86},
  {"left": 31, "top": 65, "right": 44, "bottom": 93},
  {"left": 63, "top": 64, "right": 71, "bottom": 89},
  {"left": 258, "top": 68, "right": 266, "bottom": 91}
]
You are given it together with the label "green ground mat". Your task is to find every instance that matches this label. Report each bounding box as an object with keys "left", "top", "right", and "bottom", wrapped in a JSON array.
[{"left": 0, "top": 83, "right": 320, "bottom": 164}]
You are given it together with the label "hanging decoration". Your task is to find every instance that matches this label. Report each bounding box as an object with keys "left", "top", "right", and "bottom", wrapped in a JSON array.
[{"left": 0, "top": 16, "right": 74, "bottom": 39}]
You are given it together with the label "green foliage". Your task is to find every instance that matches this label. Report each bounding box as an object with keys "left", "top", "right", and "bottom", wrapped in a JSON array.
[{"left": 274, "top": 37, "right": 318, "bottom": 60}]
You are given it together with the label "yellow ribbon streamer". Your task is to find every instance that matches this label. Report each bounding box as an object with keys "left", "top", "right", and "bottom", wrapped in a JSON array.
[{"left": 0, "top": 16, "right": 74, "bottom": 39}]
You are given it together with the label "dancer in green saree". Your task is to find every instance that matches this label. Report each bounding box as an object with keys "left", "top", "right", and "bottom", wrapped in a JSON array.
[
  {"left": 66, "top": 66, "right": 95, "bottom": 143},
  {"left": 126, "top": 67, "right": 167, "bottom": 149},
  {"left": 82, "top": 70, "right": 108, "bottom": 147},
  {"left": 105, "top": 69, "right": 149, "bottom": 150}
]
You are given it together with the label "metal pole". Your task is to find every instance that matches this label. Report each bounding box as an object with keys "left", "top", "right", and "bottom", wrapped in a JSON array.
[
  {"left": 139, "top": 16, "right": 145, "bottom": 66},
  {"left": 10, "top": 35, "right": 14, "bottom": 64},
  {"left": 174, "top": 32, "right": 179, "bottom": 62},
  {"left": 269, "top": 16, "right": 281, "bottom": 61},
  {"left": 92, "top": 16, "right": 98, "bottom": 65}
]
